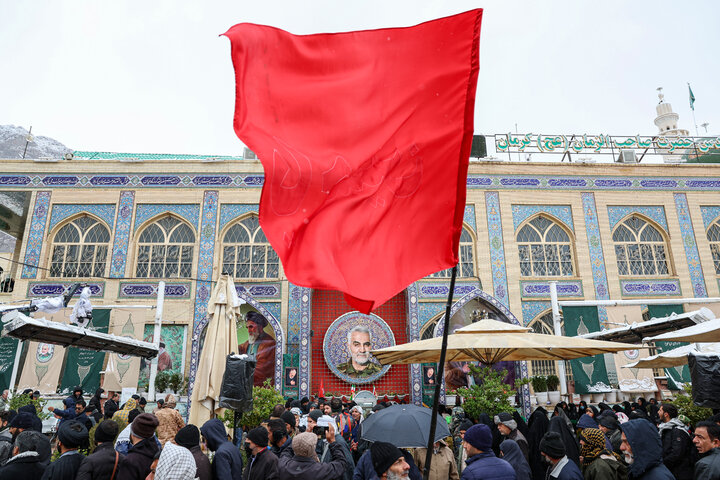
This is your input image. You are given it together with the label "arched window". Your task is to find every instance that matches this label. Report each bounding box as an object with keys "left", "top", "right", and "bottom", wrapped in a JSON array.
[
  {"left": 135, "top": 216, "right": 195, "bottom": 278},
  {"left": 517, "top": 216, "right": 574, "bottom": 277},
  {"left": 431, "top": 227, "right": 476, "bottom": 278},
  {"left": 221, "top": 215, "right": 279, "bottom": 279},
  {"left": 612, "top": 216, "right": 669, "bottom": 276},
  {"left": 49, "top": 215, "right": 110, "bottom": 277},
  {"left": 707, "top": 220, "right": 720, "bottom": 274},
  {"left": 527, "top": 312, "right": 574, "bottom": 384}
]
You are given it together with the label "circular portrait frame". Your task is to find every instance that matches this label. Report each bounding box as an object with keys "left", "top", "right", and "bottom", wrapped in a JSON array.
[{"left": 323, "top": 312, "right": 395, "bottom": 384}]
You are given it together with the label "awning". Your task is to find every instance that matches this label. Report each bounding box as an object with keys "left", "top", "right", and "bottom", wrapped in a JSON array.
[
  {"left": 1, "top": 310, "right": 158, "bottom": 359},
  {"left": 579, "top": 307, "right": 714, "bottom": 344}
]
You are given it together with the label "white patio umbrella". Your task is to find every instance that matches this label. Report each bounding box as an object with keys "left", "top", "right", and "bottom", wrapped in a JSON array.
[
  {"left": 644, "top": 317, "right": 720, "bottom": 344},
  {"left": 624, "top": 343, "right": 720, "bottom": 369},
  {"left": 188, "top": 275, "right": 244, "bottom": 426}
]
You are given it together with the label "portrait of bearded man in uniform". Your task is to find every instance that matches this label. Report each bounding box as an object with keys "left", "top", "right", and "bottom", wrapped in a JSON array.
[
  {"left": 336, "top": 325, "right": 382, "bottom": 377},
  {"left": 238, "top": 311, "right": 276, "bottom": 386}
]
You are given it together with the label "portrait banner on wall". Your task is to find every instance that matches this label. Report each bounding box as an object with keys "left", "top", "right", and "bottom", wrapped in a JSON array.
[
  {"left": 607, "top": 306, "right": 657, "bottom": 392},
  {"left": 647, "top": 305, "right": 689, "bottom": 390},
  {"left": 563, "top": 306, "right": 611, "bottom": 394},
  {"left": 283, "top": 354, "right": 299, "bottom": 397},
  {"left": 18, "top": 309, "right": 74, "bottom": 394},
  {"left": 138, "top": 324, "right": 187, "bottom": 390},
  {"left": 0, "top": 337, "right": 19, "bottom": 391},
  {"left": 60, "top": 309, "right": 111, "bottom": 394},
  {"left": 323, "top": 312, "right": 395, "bottom": 384},
  {"left": 104, "top": 309, "right": 146, "bottom": 392},
  {"left": 237, "top": 307, "right": 277, "bottom": 387}
]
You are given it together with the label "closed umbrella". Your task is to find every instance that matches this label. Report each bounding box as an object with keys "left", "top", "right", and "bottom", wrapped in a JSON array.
[
  {"left": 644, "top": 317, "right": 720, "bottom": 343},
  {"left": 624, "top": 343, "right": 720, "bottom": 369},
  {"left": 188, "top": 275, "right": 244, "bottom": 426},
  {"left": 372, "top": 318, "right": 638, "bottom": 365},
  {"left": 361, "top": 404, "right": 450, "bottom": 448}
]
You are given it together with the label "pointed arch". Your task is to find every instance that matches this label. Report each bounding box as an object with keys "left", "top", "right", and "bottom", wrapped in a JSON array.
[
  {"left": 706, "top": 217, "right": 720, "bottom": 274},
  {"left": 516, "top": 214, "right": 576, "bottom": 277},
  {"left": 219, "top": 213, "right": 280, "bottom": 280},
  {"left": 430, "top": 222, "right": 477, "bottom": 278},
  {"left": 612, "top": 214, "right": 672, "bottom": 276},
  {"left": 47, "top": 213, "right": 111, "bottom": 278},
  {"left": 133, "top": 214, "right": 196, "bottom": 278},
  {"left": 526, "top": 310, "right": 574, "bottom": 385}
]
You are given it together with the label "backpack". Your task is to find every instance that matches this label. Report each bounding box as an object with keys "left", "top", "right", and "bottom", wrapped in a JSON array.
[{"left": 334, "top": 412, "right": 355, "bottom": 441}]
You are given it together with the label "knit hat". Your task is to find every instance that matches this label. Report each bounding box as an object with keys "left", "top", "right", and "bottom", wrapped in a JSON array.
[
  {"left": 539, "top": 431, "right": 565, "bottom": 459},
  {"left": 598, "top": 415, "right": 619, "bottom": 430},
  {"left": 247, "top": 427, "right": 269, "bottom": 448},
  {"left": 9, "top": 412, "right": 33, "bottom": 430},
  {"left": 175, "top": 425, "right": 201, "bottom": 449},
  {"left": 464, "top": 424, "right": 492, "bottom": 451},
  {"left": 57, "top": 420, "right": 89, "bottom": 448},
  {"left": 370, "top": 441, "right": 404, "bottom": 476},
  {"left": 308, "top": 409, "right": 323, "bottom": 422},
  {"left": 577, "top": 413, "right": 598, "bottom": 429},
  {"left": 95, "top": 420, "right": 119, "bottom": 443},
  {"left": 131, "top": 413, "right": 159, "bottom": 439},
  {"left": 281, "top": 410, "right": 296, "bottom": 428},
  {"left": 292, "top": 432, "right": 319, "bottom": 460},
  {"left": 457, "top": 419, "right": 474, "bottom": 433},
  {"left": 494, "top": 412, "right": 517, "bottom": 431}
]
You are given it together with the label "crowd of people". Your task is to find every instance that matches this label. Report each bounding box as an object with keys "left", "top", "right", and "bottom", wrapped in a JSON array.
[{"left": 0, "top": 389, "right": 719, "bottom": 480}]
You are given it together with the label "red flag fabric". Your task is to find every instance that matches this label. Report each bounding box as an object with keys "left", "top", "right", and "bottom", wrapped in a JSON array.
[{"left": 224, "top": 10, "right": 482, "bottom": 313}]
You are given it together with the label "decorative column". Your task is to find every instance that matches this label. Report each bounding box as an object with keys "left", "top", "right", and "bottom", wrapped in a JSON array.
[
  {"left": 21, "top": 191, "right": 52, "bottom": 278},
  {"left": 674, "top": 193, "right": 708, "bottom": 297},
  {"left": 484, "top": 192, "right": 509, "bottom": 307},
  {"left": 109, "top": 191, "right": 135, "bottom": 277},
  {"left": 191, "top": 191, "right": 219, "bottom": 330}
]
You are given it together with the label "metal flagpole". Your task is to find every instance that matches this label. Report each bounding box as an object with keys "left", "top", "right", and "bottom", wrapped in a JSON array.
[{"left": 422, "top": 265, "right": 457, "bottom": 480}]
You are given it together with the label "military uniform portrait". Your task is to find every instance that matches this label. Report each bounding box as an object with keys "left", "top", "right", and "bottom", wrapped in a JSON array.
[{"left": 323, "top": 312, "right": 395, "bottom": 384}]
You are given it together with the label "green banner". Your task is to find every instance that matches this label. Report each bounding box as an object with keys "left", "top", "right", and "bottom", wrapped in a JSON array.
[
  {"left": 283, "top": 353, "right": 299, "bottom": 397},
  {"left": 0, "top": 336, "right": 19, "bottom": 391},
  {"left": 59, "top": 309, "right": 110, "bottom": 394},
  {"left": 647, "top": 305, "right": 690, "bottom": 390},
  {"left": 138, "top": 324, "right": 186, "bottom": 390},
  {"left": 563, "top": 306, "right": 610, "bottom": 394}
]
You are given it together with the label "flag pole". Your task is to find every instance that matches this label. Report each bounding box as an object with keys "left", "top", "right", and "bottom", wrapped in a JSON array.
[{"left": 422, "top": 264, "right": 458, "bottom": 480}]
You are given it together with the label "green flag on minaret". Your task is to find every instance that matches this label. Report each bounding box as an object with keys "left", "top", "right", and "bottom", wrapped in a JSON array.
[{"left": 689, "top": 83, "right": 696, "bottom": 111}]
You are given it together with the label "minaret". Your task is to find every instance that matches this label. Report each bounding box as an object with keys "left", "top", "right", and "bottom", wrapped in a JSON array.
[{"left": 654, "top": 87, "right": 689, "bottom": 163}]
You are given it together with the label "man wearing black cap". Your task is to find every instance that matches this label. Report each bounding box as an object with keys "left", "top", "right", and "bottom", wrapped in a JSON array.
[
  {"left": 42, "top": 420, "right": 88, "bottom": 480},
  {"left": 460, "top": 424, "right": 515, "bottom": 480},
  {"left": 76, "top": 420, "right": 125, "bottom": 480},
  {"left": 370, "top": 441, "right": 410, "bottom": 480},
  {"left": 495, "top": 412, "right": 529, "bottom": 462},
  {"left": 176, "top": 425, "right": 212, "bottom": 480},
  {"left": 539, "top": 432, "right": 583, "bottom": 480},
  {"left": 0, "top": 430, "right": 48, "bottom": 480},
  {"left": 116, "top": 413, "right": 160, "bottom": 480},
  {"left": 243, "top": 427, "right": 279, "bottom": 480}
]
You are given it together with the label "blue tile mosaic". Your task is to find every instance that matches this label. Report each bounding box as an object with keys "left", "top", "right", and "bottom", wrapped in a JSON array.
[
  {"left": 21, "top": 192, "right": 51, "bottom": 278},
  {"left": 49, "top": 204, "right": 116, "bottom": 232},
  {"left": 674, "top": 193, "right": 708, "bottom": 297},
  {"left": 581, "top": 193, "right": 611, "bottom": 300},
  {"left": 485, "top": 192, "right": 509, "bottom": 307},
  {"left": 134, "top": 204, "right": 200, "bottom": 232},
  {"left": 109, "top": 191, "right": 135, "bottom": 278},
  {"left": 620, "top": 279, "right": 682, "bottom": 297},
  {"left": 700, "top": 206, "right": 720, "bottom": 230},
  {"left": 463, "top": 205, "right": 477, "bottom": 231},
  {"left": 511, "top": 205, "right": 574, "bottom": 232},
  {"left": 607, "top": 205, "right": 668, "bottom": 232},
  {"left": 520, "top": 281, "right": 583, "bottom": 298},
  {"left": 521, "top": 301, "right": 551, "bottom": 325},
  {"left": 219, "top": 204, "right": 259, "bottom": 231}
]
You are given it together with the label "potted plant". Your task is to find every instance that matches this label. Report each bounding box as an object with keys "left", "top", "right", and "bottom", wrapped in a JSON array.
[
  {"left": 154, "top": 371, "right": 170, "bottom": 393},
  {"left": 546, "top": 375, "right": 561, "bottom": 404},
  {"left": 531, "top": 376, "right": 548, "bottom": 405},
  {"left": 606, "top": 383, "right": 619, "bottom": 403},
  {"left": 167, "top": 372, "right": 187, "bottom": 395}
]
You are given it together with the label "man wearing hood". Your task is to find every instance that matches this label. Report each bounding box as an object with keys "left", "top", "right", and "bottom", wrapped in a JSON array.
[
  {"left": 116, "top": 414, "right": 159, "bottom": 480},
  {"left": 41, "top": 420, "right": 88, "bottom": 480},
  {"left": 201, "top": 418, "right": 243, "bottom": 480},
  {"left": 692, "top": 421, "right": 720, "bottom": 480},
  {"left": 0, "top": 430, "right": 48, "bottom": 480},
  {"left": 18, "top": 405, "right": 43, "bottom": 433},
  {"left": 619, "top": 419, "right": 674, "bottom": 480},
  {"left": 66, "top": 387, "right": 84, "bottom": 408},
  {"left": 656, "top": 403, "right": 692, "bottom": 480},
  {"left": 112, "top": 398, "right": 137, "bottom": 424},
  {"left": 495, "top": 412, "right": 529, "bottom": 462},
  {"left": 175, "top": 424, "right": 211, "bottom": 480},
  {"left": 598, "top": 415, "right": 623, "bottom": 456},
  {"left": 577, "top": 427, "right": 626, "bottom": 480}
]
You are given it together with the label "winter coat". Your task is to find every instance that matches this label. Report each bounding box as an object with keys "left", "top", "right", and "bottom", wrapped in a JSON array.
[
  {"left": 619, "top": 419, "right": 674, "bottom": 480},
  {"left": 103, "top": 399, "right": 119, "bottom": 419},
  {"left": 548, "top": 417, "right": 580, "bottom": 467},
  {"left": 242, "top": 447, "right": 279, "bottom": 480},
  {"left": 279, "top": 441, "right": 346, "bottom": 480},
  {"left": 352, "top": 448, "right": 422, "bottom": 480},
  {"left": 76, "top": 442, "right": 125, "bottom": 480},
  {"left": 581, "top": 455, "right": 627, "bottom": 480},
  {"left": 413, "top": 441, "right": 460, "bottom": 480},
  {"left": 154, "top": 407, "right": 185, "bottom": 445},
  {"left": 40, "top": 451, "right": 85, "bottom": 480},
  {"left": 188, "top": 445, "right": 212, "bottom": 480},
  {"left": 527, "top": 408, "right": 550, "bottom": 480},
  {"left": 319, "top": 435, "right": 355, "bottom": 480},
  {"left": 111, "top": 399, "right": 137, "bottom": 425},
  {"left": 461, "top": 451, "right": 516, "bottom": 480},
  {"left": 506, "top": 429, "right": 530, "bottom": 462},
  {"left": 200, "top": 418, "right": 244, "bottom": 480},
  {"left": 0, "top": 429, "right": 12, "bottom": 466},
  {"left": 88, "top": 390, "right": 103, "bottom": 416},
  {"left": 577, "top": 414, "right": 598, "bottom": 429},
  {"left": 115, "top": 437, "right": 159, "bottom": 480},
  {"left": 658, "top": 418, "right": 693, "bottom": 480},
  {"left": 695, "top": 448, "right": 720, "bottom": 480},
  {"left": 18, "top": 405, "right": 44, "bottom": 433},
  {"left": 546, "top": 457, "right": 584, "bottom": 480},
  {"left": 500, "top": 439, "right": 531, "bottom": 480},
  {"left": 0, "top": 451, "right": 46, "bottom": 480}
]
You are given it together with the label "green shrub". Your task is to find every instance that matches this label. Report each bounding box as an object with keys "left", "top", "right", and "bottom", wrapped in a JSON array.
[
  {"left": 673, "top": 384, "right": 713, "bottom": 428},
  {"left": 154, "top": 371, "right": 170, "bottom": 392},
  {"left": 546, "top": 375, "right": 560, "bottom": 391},
  {"left": 457, "top": 365, "right": 530, "bottom": 420},
  {"left": 222, "top": 379, "right": 284, "bottom": 430},
  {"left": 9, "top": 392, "right": 50, "bottom": 420},
  {"left": 530, "top": 376, "right": 547, "bottom": 393}
]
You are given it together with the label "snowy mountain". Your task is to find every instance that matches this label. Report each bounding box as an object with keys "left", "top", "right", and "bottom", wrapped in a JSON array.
[{"left": 0, "top": 124, "right": 72, "bottom": 160}]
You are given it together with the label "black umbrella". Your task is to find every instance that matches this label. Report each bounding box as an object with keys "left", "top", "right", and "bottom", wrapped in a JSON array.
[{"left": 360, "top": 404, "right": 451, "bottom": 448}]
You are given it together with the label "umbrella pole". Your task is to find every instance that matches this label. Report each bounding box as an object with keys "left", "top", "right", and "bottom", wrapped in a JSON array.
[{"left": 423, "top": 265, "right": 457, "bottom": 480}]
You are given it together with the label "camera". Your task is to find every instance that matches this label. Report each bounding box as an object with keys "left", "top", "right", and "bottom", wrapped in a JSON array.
[
  {"left": 314, "top": 415, "right": 335, "bottom": 437},
  {"left": 312, "top": 426, "right": 328, "bottom": 436}
]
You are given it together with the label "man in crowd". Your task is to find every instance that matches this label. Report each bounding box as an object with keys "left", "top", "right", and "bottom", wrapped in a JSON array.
[
  {"left": 244, "top": 426, "right": 279, "bottom": 480},
  {"left": 117, "top": 413, "right": 160, "bottom": 480},
  {"left": 201, "top": 418, "right": 243, "bottom": 480},
  {"left": 693, "top": 421, "right": 720, "bottom": 480},
  {"left": 460, "top": 424, "right": 515, "bottom": 480},
  {"left": 104, "top": 392, "right": 119, "bottom": 419},
  {"left": 619, "top": 419, "right": 674, "bottom": 480},
  {"left": 0, "top": 411, "right": 14, "bottom": 465},
  {"left": 539, "top": 431, "right": 583, "bottom": 480},
  {"left": 412, "top": 440, "right": 459, "bottom": 480},
  {"left": 155, "top": 442, "right": 196, "bottom": 480},
  {"left": 154, "top": 394, "right": 185, "bottom": 445},
  {"left": 0, "top": 430, "right": 48, "bottom": 480},
  {"left": 42, "top": 420, "right": 88, "bottom": 480},
  {"left": 76, "top": 420, "right": 125, "bottom": 480},
  {"left": 238, "top": 311, "right": 276, "bottom": 386},
  {"left": 370, "top": 441, "right": 411, "bottom": 480},
  {"left": 657, "top": 403, "right": 693, "bottom": 480},
  {"left": 175, "top": 425, "right": 211, "bottom": 480},
  {"left": 278, "top": 430, "right": 346, "bottom": 479},
  {"left": 495, "top": 412, "right": 529, "bottom": 461},
  {"left": 0, "top": 391, "right": 8, "bottom": 412},
  {"left": 313, "top": 415, "right": 354, "bottom": 480}
]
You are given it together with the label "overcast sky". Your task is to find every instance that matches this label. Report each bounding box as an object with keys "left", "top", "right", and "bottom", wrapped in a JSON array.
[{"left": 1, "top": 0, "right": 718, "bottom": 156}]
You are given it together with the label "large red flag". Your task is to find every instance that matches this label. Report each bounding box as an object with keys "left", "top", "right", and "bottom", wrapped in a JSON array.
[{"left": 224, "top": 10, "right": 482, "bottom": 313}]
